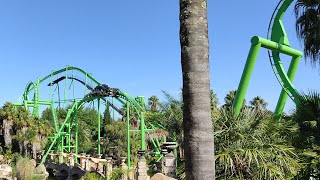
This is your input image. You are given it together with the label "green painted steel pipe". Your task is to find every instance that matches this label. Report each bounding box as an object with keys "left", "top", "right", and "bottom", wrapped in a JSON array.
[
  {"left": 126, "top": 102, "right": 131, "bottom": 168},
  {"left": 41, "top": 103, "right": 78, "bottom": 164},
  {"left": 75, "top": 107, "right": 78, "bottom": 156},
  {"left": 68, "top": 122, "right": 71, "bottom": 152},
  {"left": 233, "top": 36, "right": 303, "bottom": 116},
  {"left": 233, "top": 42, "right": 261, "bottom": 115},
  {"left": 50, "top": 103, "right": 59, "bottom": 132},
  {"left": 274, "top": 55, "right": 301, "bottom": 120},
  {"left": 97, "top": 99, "right": 101, "bottom": 155},
  {"left": 252, "top": 36, "right": 302, "bottom": 57},
  {"left": 140, "top": 115, "right": 146, "bottom": 151}
]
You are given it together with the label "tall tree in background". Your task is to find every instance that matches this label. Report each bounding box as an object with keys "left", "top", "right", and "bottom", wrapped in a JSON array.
[
  {"left": 250, "top": 96, "right": 268, "bottom": 114},
  {"left": 180, "top": 0, "right": 215, "bottom": 179},
  {"left": 295, "top": 0, "right": 320, "bottom": 66},
  {"left": 103, "top": 103, "right": 113, "bottom": 125},
  {"left": 148, "top": 95, "right": 159, "bottom": 112}
]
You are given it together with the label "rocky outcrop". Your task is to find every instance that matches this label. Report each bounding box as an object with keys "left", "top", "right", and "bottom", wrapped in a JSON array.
[
  {"left": 151, "top": 173, "right": 176, "bottom": 180},
  {"left": 0, "top": 164, "right": 12, "bottom": 180},
  {"left": 34, "top": 164, "right": 49, "bottom": 180}
]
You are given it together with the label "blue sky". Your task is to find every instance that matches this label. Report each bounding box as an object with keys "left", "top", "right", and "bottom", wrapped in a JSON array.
[{"left": 0, "top": 0, "right": 319, "bottom": 114}]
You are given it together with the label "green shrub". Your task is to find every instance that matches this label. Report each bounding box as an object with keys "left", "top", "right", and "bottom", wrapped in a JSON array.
[
  {"left": 80, "top": 172, "right": 103, "bottom": 180},
  {"left": 25, "top": 175, "right": 43, "bottom": 180},
  {"left": 16, "top": 157, "right": 35, "bottom": 180}
]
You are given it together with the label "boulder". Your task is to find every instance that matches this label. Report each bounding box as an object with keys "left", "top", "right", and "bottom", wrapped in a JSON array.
[
  {"left": 34, "top": 164, "right": 49, "bottom": 180},
  {"left": 0, "top": 164, "right": 12, "bottom": 180},
  {"left": 151, "top": 173, "right": 176, "bottom": 180},
  {"left": 35, "top": 164, "right": 47, "bottom": 174},
  {"left": 0, "top": 155, "right": 4, "bottom": 164}
]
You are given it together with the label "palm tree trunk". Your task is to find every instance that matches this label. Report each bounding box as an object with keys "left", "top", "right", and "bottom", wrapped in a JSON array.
[
  {"left": 3, "top": 119, "right": 13, "bottom": 147},
  {"left": 180, "top": 0, "right": 215, "bottom": 179}
]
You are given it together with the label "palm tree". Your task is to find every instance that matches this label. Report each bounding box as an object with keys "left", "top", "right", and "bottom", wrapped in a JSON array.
[
  {"left": 249, "top": 96, "right": 268, "bottom": 114},
  {"left": 180, "top": 0, "right": 215, "bottom": 179},
  {"left": 292, "top": 91, "right": 320, "bottom": 178},
  {"left": 222, "top": 90, "right": 246, "bottom": 112},
  {"left": 210, "top": 90, "right": 220, "bottom": 119},
  {"left": 295, "top": 0, "right": 320, "bottom": 66},
  {"left": 214, "top": 108, "right": 300, "bottom": 179},
  {"left": 148, "top": 96, "right": 159, "bottom": 112},
  {"left": 293, "top": 91, "right": 320, "bottom": 148}
]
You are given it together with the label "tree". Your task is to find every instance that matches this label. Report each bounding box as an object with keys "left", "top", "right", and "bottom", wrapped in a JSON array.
[
  {"left": 214, "top": 108, "right": 300, "bottom": 179},
  {"left": 222, "top": 90, "right": 246, "bottom": 112},
  {"left": 249, "top": 96, "right": 268, "bottom": 114},
  {"left": 103, "top": 103, "right": 113, "bottom": 125},
  {"left": 148, "top": 96, "right": 159, "bottom": 112},
  {"left": 292, "top": 91, "right": 320, "bottom": 178},
  {"left": 210, "top": 90, "right": 220, "bottom": 119},
  {"left": 180, "top": 0, "right": 215, "bottom": 179},
  {"left": 295, "top": 0, "right": 320, "bottom": 66}
]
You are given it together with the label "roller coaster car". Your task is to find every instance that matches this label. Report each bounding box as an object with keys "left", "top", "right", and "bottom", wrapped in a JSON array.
[{"left": 86, "top": 84, "right": 119, "bottom": 98}]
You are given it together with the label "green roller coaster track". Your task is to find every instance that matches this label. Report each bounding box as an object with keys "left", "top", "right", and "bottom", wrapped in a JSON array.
[
  {"left": 14, "top": 66, "right": 174, "bottom": 167},
  {"left": 233, "top": 0, "right": 302, "bottom": 120}
]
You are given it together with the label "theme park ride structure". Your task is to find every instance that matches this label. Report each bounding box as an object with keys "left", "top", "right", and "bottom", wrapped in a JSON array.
[
  {"left": 233, "top": 0, "right": 303, "bottom": 119},
  {"left": 14, "top": 66, "right": 173, "bottom": 167}
]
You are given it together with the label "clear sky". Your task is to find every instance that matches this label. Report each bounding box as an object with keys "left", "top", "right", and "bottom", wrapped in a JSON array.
[{"left": 0, "top": 0, "right": 319, "bottom": 114}]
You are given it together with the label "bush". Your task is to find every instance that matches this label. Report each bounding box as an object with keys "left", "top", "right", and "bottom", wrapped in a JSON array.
[
  {"left": 80, "top": 172, "right": 103, "bottom": 180},
  {"left": 25, "top": 175, "right": 43, "bottom": 180},
  {"left": 16, "top": 157, "right": 35, "bottom": 180}
]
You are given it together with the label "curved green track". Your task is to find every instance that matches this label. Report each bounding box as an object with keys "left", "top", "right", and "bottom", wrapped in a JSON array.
[
  {"left": 233, "top": 0, "right": 302, "bottom": 119},
  {"left": 14, "top": 66, "right": 169, "bottom": 167}
]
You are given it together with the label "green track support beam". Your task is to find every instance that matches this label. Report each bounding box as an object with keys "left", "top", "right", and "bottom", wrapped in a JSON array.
[
  {"left": 97, "top": 99, "right": 101, "bottom": 155},
  {"left": 274, "top": 55, "right": 301, "bottom": 119},
  {"left": 126, "top": 102, "right": 131, "bottom": 168},
  {"left": 233, "top": 0, "right": 304, "bottom": 119},
  {"left": 233, "top": 36, "right": 302, "bottom": 116},
  {"left": 233, "top": 41, "right": 261, "bottom": 115}
]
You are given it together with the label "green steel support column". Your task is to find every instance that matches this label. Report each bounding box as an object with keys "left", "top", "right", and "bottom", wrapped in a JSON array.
[
  {"left": 64, "top": 67, "right": 68, "bottom": 107},
  {"left": 140, "top": 114, "right": 146, "bottom": 151},
  {"left": 32, "top": 78, "right": 40, "bottom": 117},
  {"left": 126, "top": 102, "right": 131, "bottom": 168},
  {"left": 84, "top": 73, "right": 87, "bottom": 97},
  {"left": 233, "top": 41, "right": 262, "bottom": 115},
  {"left": 155, "top": 139, "right": 161, "bottom": 149},
  {"left": 97, "top": 99, "right": 101, "bottom": 155},
  {"left": 49, "top": 71, "right": 53, "bottom": 101},
  {"left": 112, "top": 97, "right": 115, "bottom": 120},
  {"left": 61, "top": 135, "right": 64, "bottom": 152},
  {"left": 75, "top": 106, "right": 78, "bottom": 156},
  {"left": 72, "top": 71, "right": 75, "bottom": 100},
  {"left": 41, "top": 107, "right": 76, "bottom": 164},
  {"left": 274, "top": 55, "right": 301, "bottom": 120},
  {"left": 50, "top": 102, "right": 59, "bottom": 132},
  {"left": 68, "top": 122, "right": 71, "bottom": 152}
]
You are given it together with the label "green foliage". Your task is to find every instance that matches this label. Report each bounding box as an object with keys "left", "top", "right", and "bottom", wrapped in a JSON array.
[
  {"left": 292, "top": 91, "right": 320, "bottom": 178},
  {"left": 177, "top": 161, "right": 186, "bottom": 180},
  {"left": 214, "top": 108, "right": 300, "bottom": 179},
  {"left": 148, "top": 95, "right": 159, "bottom": 112},
  {"left": 16, "top": 157, "right": 35, "bottom": 180},
  {"left": 221, "top": 90, "right": 246, "bottom": 112},
  {"left": 295, "top": 0, "right": 320, "bottom": 66},
  {"left": 80, "top": 172, "right": 103, "bottom": 180},
  {"left": 109, "top": 168, "right": 128, "bottom": 180},
  {"left": 103, "top": 103, "right": 113, "bottom": 125},
  {"left": 0, "top": 103, "right": 53, "bottom": 156},
  {"left": 104, "top": 121, "right": 127, "bottom": 157},
  {"left": 25, "top": 175, "right": 44, "bottom": 180}
]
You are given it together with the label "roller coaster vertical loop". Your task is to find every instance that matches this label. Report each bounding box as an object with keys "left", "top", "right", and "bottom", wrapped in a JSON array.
[{"left": 233, "top": 0, "right": 303, "bottom": 118}]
